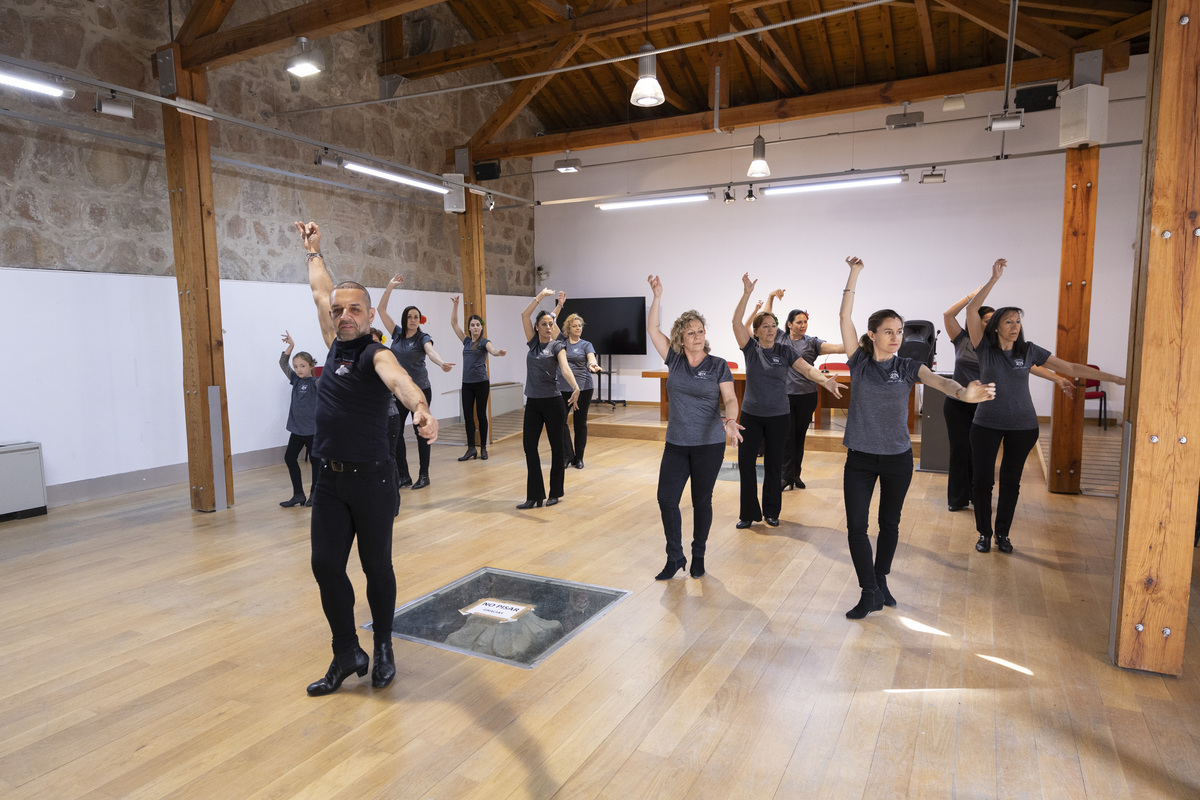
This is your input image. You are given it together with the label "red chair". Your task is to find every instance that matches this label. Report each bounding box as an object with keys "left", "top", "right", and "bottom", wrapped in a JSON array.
[
  {"left": 314, "top": 365, "right": 323, "bottom": 378},
  {"left": 1085, "top": 364, "right": 1108, "bottom": 430},
  {"left": 821, "top": 360, "right": 849, "bottom": 372},
  {"left": 727, "top": 361, "right": 738, "bottom": 369}
]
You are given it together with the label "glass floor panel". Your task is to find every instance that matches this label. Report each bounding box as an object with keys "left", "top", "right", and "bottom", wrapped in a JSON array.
[{"left": 366, "top": 567, "right": 630, "bottom": 669}]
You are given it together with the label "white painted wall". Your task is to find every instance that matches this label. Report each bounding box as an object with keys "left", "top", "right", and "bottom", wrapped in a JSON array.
[
  {"left": 0, "top": 267, "right": 531, "bottom": 488},
  {"left": 533, "top": 56, "right": 1148, "bottom": 418}
]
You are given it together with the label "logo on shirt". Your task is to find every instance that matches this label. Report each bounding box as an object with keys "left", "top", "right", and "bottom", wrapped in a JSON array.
[
  {"left": 888, "top": 370, "right": 900, "bottom": 383},
  {"left": 1013, "top": 358, "right": 1025, "bottom": 368},
  {"left": 335, "top": 363, "right": 351, "bottom": 376},
  {"left": 696, "top": 370, "right": 709, "bottom": 378}
]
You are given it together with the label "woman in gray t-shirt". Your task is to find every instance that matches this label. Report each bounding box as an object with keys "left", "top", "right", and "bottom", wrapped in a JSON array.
[
  {"left": 839, "top": 257, "right": 995, "bottom": 620},
  {"left": 647, "top": 275, "right": 743, "bottom": 580},
  {"left": 450, "top": 296, "right": 507, "bottom": 462},
  {"left": 965, "top": 259, "right": 1124, "bottom": 555}
]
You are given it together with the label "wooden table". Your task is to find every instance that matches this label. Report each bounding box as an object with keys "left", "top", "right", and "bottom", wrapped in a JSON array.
[{"left": 641, "top": 370, "right": 917, "bottom": 433}]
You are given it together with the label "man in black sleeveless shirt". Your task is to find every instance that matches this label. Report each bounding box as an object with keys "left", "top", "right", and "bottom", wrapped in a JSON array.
[{"left": 295, "top": 221, "right": 439, "bottom": 696}]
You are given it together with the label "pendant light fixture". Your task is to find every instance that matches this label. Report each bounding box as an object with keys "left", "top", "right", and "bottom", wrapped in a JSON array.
[
  {"left": 286, "top": 37, "right": 325, "bottom": 77},
  {"left": 747, "top": 131, "right": 770, "bottom": 178},
  {"left": 629, "top": 1, "right": 664, "bottom": 107}
]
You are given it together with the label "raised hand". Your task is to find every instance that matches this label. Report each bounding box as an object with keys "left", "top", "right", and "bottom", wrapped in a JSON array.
[
  {"left": 387, "top": 274, "right": 404, "bottom": 291},
  {"left": 846, "top": 256, "right": 863, "bottom": 271},
  {"left": 991, "top": 258, "right": 1007, "bottom": 281},
  {"left": 647, "top": 275, "right": 663, "bottom": 297},
  {"left": 282, "top": 331, "right": 294, "bottom": 349},
  {"left": 741, "top": 272, "right": 757, "bottom": 294},
  {"left": 557, "top": 291, "right": 566, "bottom": 304},
  {"left": 769, "top": 289, "right": 785, "bottom": 301},
  {"left": 294, "top": 221, "right": 321, "bottom": 251},
  {"left": 451, "top": 295, "right": 460, "bottom": 307},
  {"left": 538, "top": 287, "right": 555, "bottom": 300}
]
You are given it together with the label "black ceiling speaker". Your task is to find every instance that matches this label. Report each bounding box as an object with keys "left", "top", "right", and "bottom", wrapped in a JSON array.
[
  {"left": 1014, "top": 84, "right": 1059, "bottom": 113},
  {"left": 473, "top": 160, "right": 502, "bottom": 181}
]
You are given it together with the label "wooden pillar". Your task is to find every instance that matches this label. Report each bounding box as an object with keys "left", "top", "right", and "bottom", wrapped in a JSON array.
[
  {"left": 456, "top": 158, "right": 489, "bottom": 444},
  {"left": 1047, "top": 146, "right": 1099, "bottom": 494},
  {"left": 1112, "top": 0, "right": 1200, "bottom": 675},
  {"left": 707, "top": 1, "right": 730, "bottom": 110},
  {"left": 158, "top": 43, "right": 234, "bottom": 512}
]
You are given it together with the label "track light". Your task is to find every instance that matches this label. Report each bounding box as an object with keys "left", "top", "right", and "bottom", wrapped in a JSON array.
[
  {"left": 484, "top": 193, "right": 495, "bottom": 211},
  {"left": 314, "top": 148, "right": 343, "bottom": 167},
  {"left": 0, "top": 69, "right": 75, "bottom": 99},
  {"left": 987, "top": 111, "right": 1023, "bottom": 132},
  {"left": 94, "top": 91, "right": 133, "bottom": 119},
  {"left": 747, "top": 133, "right": 770, "bottom": 178},
  {"left": 919, "top": 167, "right": 946, "bottom": 184},
  {"left": 745, "top": 186, "right": 756, "bottom": 202},
  {"left": 762, "top": 174, "right": 907, "bottom": 196},
  {"left": 554, "top": 150, "right": 582, "bottom": 173},
  {"left": 629, "top": 41, "right": 665, "bottom": 107},
  {"left": 943, "top": 94, "right": 966, "bottom": 112},
  {"left": 343, "top": 161, "right": 450, "bottom": 195},
  {"left": 286, "top": 37, "right": 325, "bottom": 77},
  {"left": 724, "top": 185, "right": 735, "bottom": 204},
  {"left": 595, "top": 193, "right": 711, "bottom": 210}
]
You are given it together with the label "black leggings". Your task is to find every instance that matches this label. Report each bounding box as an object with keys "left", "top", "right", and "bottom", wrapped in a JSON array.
[
  {"left": 523, "top": 395, "right": 566, "bottom": 502},
  {"left": 657, "top": 442, "right": 725, "bottom": 563},
  {"left": 737, "top": 411, "right": 789, "bottom": 521},
  {"left": 310, "top": 464, "right": 398, "bottom": 655},
  {"left": 561, "top": 388, "right": 593, "bottom": 463},
  {"left": 843, "top": 449, "right": 914, "bottom": 591},
  {"left": 781, "top": 392, "right": 819, "bottom": 485},
  {"left": 394, "top": 386, "right": 433, "bottom": 478},
  {"left": 462, "top": 380, "right": 490, "bottom": 447},
  {"left": 284, "top": 433, "right": 321, "bottom": 496},
  {"left": 943, "top": 396, "right": 978, "bottom": 508},
  {"left": 970, "top": 424, "right": 1039, "bottom": 539}
]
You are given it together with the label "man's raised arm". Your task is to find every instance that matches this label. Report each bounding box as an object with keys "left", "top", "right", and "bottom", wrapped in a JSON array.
[{"left": 296, "top": 221, "right": 336, "bottom": 348}]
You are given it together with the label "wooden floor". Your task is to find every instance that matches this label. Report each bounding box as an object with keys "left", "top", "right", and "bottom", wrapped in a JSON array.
[
  {"left": 1035, "top": 419, "right": 1125, "bottom": 497},
  {"left": 2, "top": 431, "right": 1200, "bottom": 799}
]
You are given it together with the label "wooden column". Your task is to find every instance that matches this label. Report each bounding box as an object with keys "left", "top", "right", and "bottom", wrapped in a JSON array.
[
  {"left": 707, "top": 1, "right": 730, "bottom": 110},
  {"left": 456, "top": 159, "right": 489, "bottom": 444},
  {"left": 158, "top": 43, "right": 234, "bottom": 512},
  {"left": 1047, "top": 146, "right": 1099, "bottom": 494},
  {"left": 1112, "top": 0, "right": 1200, "bottom": 675}
]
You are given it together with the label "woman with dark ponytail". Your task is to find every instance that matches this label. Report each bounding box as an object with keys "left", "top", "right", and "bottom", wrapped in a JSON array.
[
  {"left": 450, "top": 296, "right": 506, "bottom": 462},
  {"left": 839, "top": 257, "right": 995, "bottom": 619}
]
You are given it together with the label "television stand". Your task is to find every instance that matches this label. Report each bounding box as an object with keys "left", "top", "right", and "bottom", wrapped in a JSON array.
[{"left": 594, "top": 354, "right": 625, "bottom": 409}]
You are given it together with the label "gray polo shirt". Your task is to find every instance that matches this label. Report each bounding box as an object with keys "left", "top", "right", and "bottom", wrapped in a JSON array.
[
  {"left": 950, "top": 330, "right": 981, "bottom": 385},
  {"left": 665, "top": 349, "right": 734, "bottom": 446},
  {"left": 843, "top": 348, "right": 923, "bottom": 455},
  {"left": 390, "top": 329, "right": 433, "bottom": 390},
  {"left": 971, "top": 336, "right": 1051, "bottom": 430},
  {"left": 740, "top": 340, "right": 793, "bottom": 417},
  {"left": 462, "top": 336, "right": 490, "bottom": 384},
  {"left": 525, "top": 336, "right": 565, "bottom": 398},
  {"left": 781, "top": 335, "right": 826, "bottom": 395},
  {"left": 556, "top": 337, "right": 597, "bottom": 392}
]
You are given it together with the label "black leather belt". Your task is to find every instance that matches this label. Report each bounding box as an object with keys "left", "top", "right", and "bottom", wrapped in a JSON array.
[{"left": 324, "top": 459, "right": 391, "bottom": 473}]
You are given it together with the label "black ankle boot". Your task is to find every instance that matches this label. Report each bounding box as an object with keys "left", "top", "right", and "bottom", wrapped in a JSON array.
[
  {"left": 458, "top": 448, "right": 478, "bottom": 461},
  {"left": 875, "top": 574, "right": 897, "bottom": 607},
  {"left": 689, "top": 557, "right": 705, "bottom": 578},
  {"left": 654, "top": 557, "right": 686, "bottom": 580},
  {"left": 995, "top": 534, "right": 1013, "bottom": 554},
  {"left": 280, "top": 493, "right": 305, "bottom": 508},
  {"left": 372, "top": 641, "right": 396, "bottom": 688},
  {"left": 845, "top": 588, "right": 885, "bottom": 620},
  {"left": 480, "top": 446, "right": 488, "bottom": 460},
  {"left": 975, "top": 534, "right": 992, "bottom": 553},
  {"left": 306, "top": 646, "right": 369, "bottom": 696}
]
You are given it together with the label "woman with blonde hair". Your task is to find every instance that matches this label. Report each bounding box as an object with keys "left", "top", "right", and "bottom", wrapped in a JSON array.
[{"left": 557, "top": 312, "right": 602, "bottom": 469}]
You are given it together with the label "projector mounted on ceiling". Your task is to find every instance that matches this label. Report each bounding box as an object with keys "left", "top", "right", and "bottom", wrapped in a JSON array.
[{"left": 885, "top": 101, "right": 923, "bottom": 131}]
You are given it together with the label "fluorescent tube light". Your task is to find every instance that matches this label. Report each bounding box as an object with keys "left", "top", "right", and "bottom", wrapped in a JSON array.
[
  {"left": 0, "top": 70, "right": 75, "bottom": 99},
  {"left": 595, "top": 193, "right": 711, "bottom": 210},
  {"left": 762, "top": 175, "right": 905, "bottom": 196},
  {"left": 343, "top": 162, "right": 450, "bottom": 195}
]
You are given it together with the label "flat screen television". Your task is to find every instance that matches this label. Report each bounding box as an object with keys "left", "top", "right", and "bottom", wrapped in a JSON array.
[{"left": 558, "top": 296, "right": 647, "bottom": 356}]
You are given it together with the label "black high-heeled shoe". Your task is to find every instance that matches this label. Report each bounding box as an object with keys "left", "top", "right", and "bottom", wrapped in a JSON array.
[
  {"left": 689, "top": 557, "right": 705, "bottom": 578},
  {"left": 397, "top": 476, "right": 413, "bottom": 488},
  {"left": 516, "top": 499, "right": 543, "bottom": 509},
  {"left": 546, "top": 496, "right": 561, "bottom": 506},
  {"left": 458, "top": 449, "right": 478, "bottom": 461},
  {"left": 372, "top": 641, "right": 396, "bottom": 688},
  {"left": 480, "top": 447, "right": 488, "bottom": 460},
  {"left": 654, "top": 557, "right": 686, "bottom": 580},
  {"left": 306, "top": 646, "right": 369, "bottom": 696},
  {"left": 280, "top": 494, "right": 305, "bottom": 508}
]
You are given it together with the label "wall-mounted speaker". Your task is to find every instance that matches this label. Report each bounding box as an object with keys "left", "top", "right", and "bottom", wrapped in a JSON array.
[{"left": 1059, "top": 84, "right": 1109, "bottom": 148}]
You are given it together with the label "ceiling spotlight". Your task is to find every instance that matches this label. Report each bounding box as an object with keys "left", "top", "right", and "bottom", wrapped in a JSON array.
[
  {"left": 747, "top": 133, "right": 770, "bottom": 178},
  {"left": 94, "top": 91, "right": 133, "bottom": 119},
  {"left": 943, "top": 94, "right": 966, "bottom": 112},
  {"left": 987, "top": 111, "right": 1023, "bottom": 132},
  {"left": 629, "top": 41, "right": 665, "bottom": 107},
  {"left": 745, "top": 185, "right": 757, "bottom": 202},
  {"left": 286, "top": 37, "right": 325, "bottom": 77},
  {"left": 484, "top": 193, "right": 495, "bottom": 211},
  {"left": 314, "top": 148, "right": 343, "bottom": 167},
  {"left": 919, "top": 167, "right": 946, "bottom": 184},
  {"left": 724, "top": 185, "right": 735, "bottom": 204},
  {"left": 0, "top": 69, "right": 75, "bottom": 99},
  {"left": 554, "top": 150, "right": 582, "bottom": 173}
]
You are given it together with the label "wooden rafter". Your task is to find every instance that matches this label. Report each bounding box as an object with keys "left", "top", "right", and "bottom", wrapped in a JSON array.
[
  {"left": 914, "top": 0, "right": 938, "bottom": 74},
  {"left": 181, "top": 0, "right": 441, "bottom": 71},
  {"left": 472, "top": 44, "right": 1129, "bottom": 160},
  {"left": 1080, "top": 9, "right": 1152, "bottom": 48},
  {"left": 175, "top": 0, "right": 238, "bottom": 45},
  {"left": 731, "top": 19, "right": 793, "bottom": 96},
  {"left": 802, "top": 0, "right": 839, "bottom": 89},
  {"left": 662, "top": 25, "right": 707, "bottom": 106},
  {"left": 935, "top": 0, "right": 1080, "bottom": 59},
  {"left": 746, "top": 8, "right": 814, "bottom": 92},
  {"left": 843, "top": 8, "right": 868, "bottom": 84},
  {"left": 708, "top": 1, "right": 732, "bottom": 109},
  {"left": 878, "top": 4, "right": 898, "bottom": 81}
]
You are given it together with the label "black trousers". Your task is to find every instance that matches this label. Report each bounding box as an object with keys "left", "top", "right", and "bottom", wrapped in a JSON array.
[
  {"left": 462, "top": 380, "right": 490, "bottom": 447},
  {"left": 523, "top": 395, "right": 567, "bottom": 501},
  {"left": 970, "top": 424, "right": 1039, "bottom": 539},
  {"left": 781, "top": 392, "right": 819, "bottom": 486},
  {"left": 943, "top": 396, "right": 978, "bottom": 508},
  {"left": 310, "top": 463, "right": 398, "bottom": 655},
  {"left": 561, "top": 388, "right": 593, "bottom": 464},
  {"left": 843, "top": 449, "right": 914, "bottom": 591},
  {"left": 737, "top": 411, "right": 789, "bottom": 521},
  {"left": 394, "top": 386, "right": 433, "bottom": 478},
  {"left": 657, "top": 442, "right": 725, "bottom": 563},
  {"left": 284, "top": 433, "right": 321, "bottom": 496}
]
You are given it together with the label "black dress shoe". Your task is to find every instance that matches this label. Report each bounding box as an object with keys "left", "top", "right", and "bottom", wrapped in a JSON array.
[
  {"left": 948, "top": 504, "right": 968, "bottom": 512},
  {"left": 975, "top": 534, "right": 991, "bottom": 553},
  {"left": 306, "top": 646, "right": 369, "bottom": 696},
  {"left": 516, "top": 499, "right": 543, "bottom": 509},
  {"left": 304, "top": 496, "right": 313, "bottom": 507},
  {"left": 458, "top": 449, "right": 478, "bottom": 462},
  {"left": 795, "top": 479, "right": 806, "bottom": 489},
  {"left": 480, "top": 447, "right": 488, "bottom": 460},
  {"left": 735, "top": 519, "right": 754, "bottom": 529},
  {"left": 546, "top": 496, "right": 561, "bottom": 506},
  {"left": 995, "top": 534, "right": 1014, "bottom": 554},
  {"left": 765, "top": 517, "right": 780, "bottom": 527},
  {"left": 573, "top": 460, "right": 584, "bottom": 469},
  {"left": 280, "top": 494, "right": 305, "bottom": 508},
  {"left": 412, "top": 475, "right": 430, "bottom": 489},
  {"left": 372, "top": 641, "right": 396, "bottom": 688},
  {"left": 781, "top": 482, "right": 794, "bottom": 492},
  {"left": 654, "top": 557, "right": 686, "bottom": 580},
  {"left": 397, "top": 476, "right": 413, "bottom": 488}
]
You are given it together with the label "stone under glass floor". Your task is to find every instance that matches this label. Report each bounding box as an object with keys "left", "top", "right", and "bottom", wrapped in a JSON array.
[{"left": 367, "top": 568, "right": 630, "bottom": 669}]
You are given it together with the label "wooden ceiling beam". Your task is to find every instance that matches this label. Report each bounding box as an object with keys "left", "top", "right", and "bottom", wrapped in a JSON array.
[
  {"left": 843, "top": 8, "right": 869, "bottom": 83},
  {"left": 744, "top": 9, "right": 813, "bottom": 92},
  {"left": 180, "top": 0, "right": 441, "bottom": 71},
  {"left": 731, "top": 19, "right": 794, "bottom": 97},
  {"left": 1021, "top": 0, "right": 1147, "bottom": 17},
  {"left": 914, "top": 0, "right": 939, "bottom": 74},
  {"left": 707, "top": 2, "right": 733, "bottom": 109},
  {"left": 802, "top": 0, "right": 840, "bottom": 89},
  {"left": 175, "top": 0, "right": 238, "bottom": 45},
  {"left": 1079, "top": 9, "right": 1152, "bottom": 49},
  {"left": 878, "top": 4, "right": 898, "bottom": 81},
  {"left": 934, "top": 0, "right": 1081, "bottom": 59},
  {"left": 472, "top": 43, "right": 1129, "bottom": 160},
  {"left": 663, "top": 25, "right": 708, "bottom": 107}
]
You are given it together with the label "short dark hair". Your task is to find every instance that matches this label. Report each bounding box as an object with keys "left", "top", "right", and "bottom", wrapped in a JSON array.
[
  {"left": 978, "top": 305, "right": 995, "bottom": 318},
  {"left": 332, "top": 281, "right": 371, "bottom": 309}
]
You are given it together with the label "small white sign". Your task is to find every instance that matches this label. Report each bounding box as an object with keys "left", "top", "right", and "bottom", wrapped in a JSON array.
[{"left": 460, "top": 598, "right": 532, "bottom": 622}]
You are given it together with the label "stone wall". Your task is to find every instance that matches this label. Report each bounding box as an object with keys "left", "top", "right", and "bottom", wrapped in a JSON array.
[{"left": 0, "top": 0, "right": 537, "bottom": 295}]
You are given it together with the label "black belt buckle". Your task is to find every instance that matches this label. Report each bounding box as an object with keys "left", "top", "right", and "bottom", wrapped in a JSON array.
[{"left": 329, "top": 460, "right": 345, "bottom": 472}]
